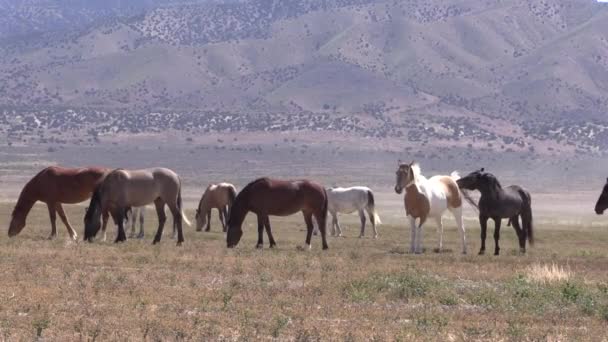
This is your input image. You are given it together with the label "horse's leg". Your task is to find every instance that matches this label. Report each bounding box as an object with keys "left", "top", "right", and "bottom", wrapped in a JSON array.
[
  {"left": 128, "top": 208, "right": 136, "bottom": 238},
  {"left": 46, "top": 202, "right": 58, "bottom": 240},
  {"left": 434, "top": 216, "right": 443, "bottom": 253},
  {"left": 303, "top": 212, "right": 314, "bottom": 249},
  {"left": 330, "top": 213, "right": 338, "bottom": 237},
  {"left": 367, "top": 207, "right": 378, "bottom": 239},
  {"left": 313, "top": 209, "right": 328, "bottom": 250},
  {"left": 415, "top": 218, "right": 425, "bottom": 254},
  {"left": 168, "top": 203, "right": 184, "bottom": 246},
  {"left": 113, "top": 209, "right": 127, "bottom": 243},
  {"left": 334, "top": 213, "right": 343, "bottom": 237},
  {"left": 479, "top": 214, "right": 488, "bottom": 255},
  {"left": 493, "top": 218, "right": 502, "bottom": 256},
  {"left": 101, "top": 210, "right": 109, "bottom": 242},
  {"left": 358, "top": 209, "right": 366, "bottom": 238},
  {"left": 264, "top": 216, "right": 276, "bottom": 248},
  {"left": 450, "top": 206, "right": 466, "bottom": 254},
  {"left": 152, "top": 199, "right": 167, "bottom": 245},
  {"left": 511, "top": 216, "right": 525, "bottom": 254},
  {"left": 56, "top": 203, "right": 77, "bottom": 240},
  {"left": 256, "top": 214, "right": 264, "bottom": 249},
  {"left": 204, "top": 211, "right": 211, "bottom": 232},
  {"left": 137, "top": 209, "right": 145, "bottom": 239},
  {"left": 220, "top": 207, "right": 228, "bottom": 232},
  {"left": 408, "top": 216, "right": 417, "bottom": 254}
]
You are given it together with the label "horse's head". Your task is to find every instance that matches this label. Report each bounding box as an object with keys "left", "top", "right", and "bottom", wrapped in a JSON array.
[
  {"left": 456, "top": 168, "right": 487, "bottom": 191},
  {"left": 394, "top": 161, "right": 417, "bottom": 194},
  {"left": 195, "top": 208, "right": 208, "bottom": 231},
  {"left": 83, "top": 189, "right": 103, "bottom": 242},
  {"left": 8, "top": 209, "right": 26, "bottom": 237},
  {"left": 226, "top": 219, "right": 243, "bottom": 248},
  {"left": 595, "top": 178, "right": 608, "bottom": 215}
]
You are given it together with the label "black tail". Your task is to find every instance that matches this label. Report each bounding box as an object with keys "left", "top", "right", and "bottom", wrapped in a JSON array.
[
  {"left": 519, "top": 189, "right": 534, "bottom": 245},
  {"left": 83, "top": 186, "right": 103, "bottom": 241},
  {"left": 366, "top": 190, "right": 375, "bottom": 208}
]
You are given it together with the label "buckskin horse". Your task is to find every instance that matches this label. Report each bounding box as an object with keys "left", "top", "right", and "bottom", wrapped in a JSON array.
[
  {"left": 84, "top": 167, "right": 190, "bottom": 246},
  {"left": 8, "top": 166, "right": 109, "bottom": 240},
  {"left": 226, "top": 178, "right": 329, "bottom": 250},
  {"left": 195, "top": 182, "right": 237, "bottom": 232}
]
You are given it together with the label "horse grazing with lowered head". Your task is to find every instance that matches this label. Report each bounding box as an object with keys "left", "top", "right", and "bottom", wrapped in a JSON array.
[
  {"left": 394, "top": 162, "right": 466, "bottom": 254},
  {"left": 9, "top": 166, "right": 109, "bottom": 240},
  {"left": 84, "top": 168, "right": 191, "bottom": 246},
  {"left": 195, "top": 182, "right": 237, "bottom": 232},
  {"left": 226, "top": 178, "right": 329, "bottom": 250},
  {"left": 594, "top": 178, "right": 608, "bottom": 215},
  {"left": 325, "top": 186, "right": 381, "bottom": 238},
  {"left": 457, "top": 168, "right": 533, "bottom": 255}
]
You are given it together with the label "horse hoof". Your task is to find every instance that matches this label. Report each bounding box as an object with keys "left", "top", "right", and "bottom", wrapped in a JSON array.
[
  {"left": 47, "top": 235, "right": 56, "bottom": 240},
  {"left": 256, "top": 244, "right": 263, "bottom": 249},
  {"left": 373, "top": 235, "right": 378, "bottom": 239},
  {"left": 323, "top": 245, "right": 329, "bottom": 250},
  {"left": 269, "top": 244, "right": 276, "bottom": 249},
  {"left": 478, "top": 250, "right": 485, "bottom": 255},
  {"left": 176, "top": 241, "right": 183, "bottom": 247},
  {"left": 519, "top": 248, "right": 526, "bottom": 254}
]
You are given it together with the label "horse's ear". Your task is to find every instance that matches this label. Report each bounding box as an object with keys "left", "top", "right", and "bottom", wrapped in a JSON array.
[{"left": 480, "top": 168, "right": 485, "bottom": 172}]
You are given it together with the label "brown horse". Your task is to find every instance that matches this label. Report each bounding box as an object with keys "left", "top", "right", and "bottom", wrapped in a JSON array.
[
  {"left": 8, "top": 166, "right": 109, "bottom": 240},
  {"left": 226, "top": 178, "right": 329, "bottom": 250},
  {"left": 195, "top": 182, "right": 237, "bottom": 232},
  {"left": 84, "top": 167, "right": 190, "bottom": 245}
]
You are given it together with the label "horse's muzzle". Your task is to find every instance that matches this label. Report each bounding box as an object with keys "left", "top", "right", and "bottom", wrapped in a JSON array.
[
  {"left": 394, "top": 186, "right": 403, "bottom": 194},
  {"left": 595, "top": 208, "right": 604, "bottom": 215}
]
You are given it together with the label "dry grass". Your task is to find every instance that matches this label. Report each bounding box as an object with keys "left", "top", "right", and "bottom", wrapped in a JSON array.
[
  {"left": 525, "top": 263, "right": 572, "bottom": 284},
  {"left": 0, "top": 202, "right": 608, "bottom": 340}
]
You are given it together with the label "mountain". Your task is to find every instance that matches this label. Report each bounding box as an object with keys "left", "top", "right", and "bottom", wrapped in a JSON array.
[{"left": 1, "top": 0, "right": 608, "bottom": 155}]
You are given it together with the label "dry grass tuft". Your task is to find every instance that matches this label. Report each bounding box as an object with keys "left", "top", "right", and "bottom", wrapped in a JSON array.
[{"left": 525, "top": 263, "right": 572, "bottom": 284}]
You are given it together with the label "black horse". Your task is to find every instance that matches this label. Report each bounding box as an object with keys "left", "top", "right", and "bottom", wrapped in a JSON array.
[
  {"left": 594, "top": 178, "right": 608, "bottom": 215},
  {"left": 457, "top": 169, "right": 534, "bottom": 255}
]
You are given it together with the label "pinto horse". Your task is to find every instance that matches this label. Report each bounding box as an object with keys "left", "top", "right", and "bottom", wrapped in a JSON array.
[
  {"left": 457, "top": 168, "right": 534, "bottom": 255},
  {"left": 195, "top": 182, "right": 237, "bottom": 232},
  {"left": 84, "top": 168, "right": 190, "bottom": 245},
  {"left": 8, "top": 166, "right": 109, "bottom": 240},
  {"left": 394, "top": 162, "right": 466, "bottom": 254},
  {"left": 226, "top": 178, "right": 329, "bottom": 250}
]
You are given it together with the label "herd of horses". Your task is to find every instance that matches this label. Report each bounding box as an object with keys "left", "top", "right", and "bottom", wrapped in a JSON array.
[{"left": 7, "top": 163, "right": 608, "bottom": 255}]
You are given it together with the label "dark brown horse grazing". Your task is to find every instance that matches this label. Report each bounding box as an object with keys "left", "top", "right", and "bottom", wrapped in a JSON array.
[
  {"left": 226, "top": 178, "right": 329, "bottom": 250},
  {"left": 8, "top": 166, "right": 109, "bottom": 240},
  {"left": 594, "top": 178, "right": 608, "bottom": 215}
]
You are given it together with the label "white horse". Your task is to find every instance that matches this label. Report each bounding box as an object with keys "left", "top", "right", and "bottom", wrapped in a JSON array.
[
  {"left": 324, "top": 186, "right": 381, "bottom": 238},
  {"left": 125, "top": 206, "right": 145, "bottom": 239},
  {"left": 394, "top": 162, "right": 466, "bottom": 254}
]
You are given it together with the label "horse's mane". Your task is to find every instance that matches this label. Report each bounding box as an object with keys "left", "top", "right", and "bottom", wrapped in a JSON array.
[
  {"left": 84, "top": 186, "right": 103, "bottom": 221},
  {"left": 411, "top": 163, "right": 422, "bottom": 183},
  {"left": 483, "top": 172, "right": 503, "bottom": 190},
  {"left": 12, "top": 167, "right": 49, "bottom": 217},
  {"left": 227, "top": 178, "right": 267, "bottom": 225}
]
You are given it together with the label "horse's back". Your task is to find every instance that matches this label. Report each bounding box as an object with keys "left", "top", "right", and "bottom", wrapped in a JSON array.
[
  {"left": 428, "top": 175, "right": 462, "bottom": 209},
  {"left": 327, "top": 186, "right": 370, "bottom": 213},
  {"left": 244, "top": 178, "right": 326, "bottom": 215}
]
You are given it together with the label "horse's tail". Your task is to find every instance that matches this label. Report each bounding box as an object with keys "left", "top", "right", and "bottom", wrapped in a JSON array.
[
  {"left": 178, "top": 183, "right": 191, "bottom": 227},
  {"left": 519, "top": 189, "right": 534, "bottom": 246},
  {"left": 321, "top": 187, "right": 329, "bottom": 230},
  {"left": 366, "top": 190, "right": 381, "bottom": 225}
]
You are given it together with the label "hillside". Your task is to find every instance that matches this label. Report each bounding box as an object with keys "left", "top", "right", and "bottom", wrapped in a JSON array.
[{"left": 1, "top": 0, "right": 608, "bottom": 155}]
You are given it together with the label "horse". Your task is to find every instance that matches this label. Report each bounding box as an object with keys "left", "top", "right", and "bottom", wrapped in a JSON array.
[
  {"left": 8, "top": 166, "right": 109, "bottom": 240},
  {"left": 226, "top": 177, "right": 329, "bottom": 250},
  {"left": 325, "top": 186, "right": 381, "bottom": 238},
  {"left": 456, "top": 168, "right": 533, "bottom": 255},
  {"left": 83, "top": 167, "right": 191, "bottom": 246},
  {"left": 195, "top": 182, "right": 237, "bottom": 232},
  {"left": 125, "top": 206, "right": 146, "bottom": 239},
  {"left": 394, "top": 162, "right": 466, "bottom": 254},
  {"left": 595, "top": 178, "right": 608, "bottom": 215}
]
